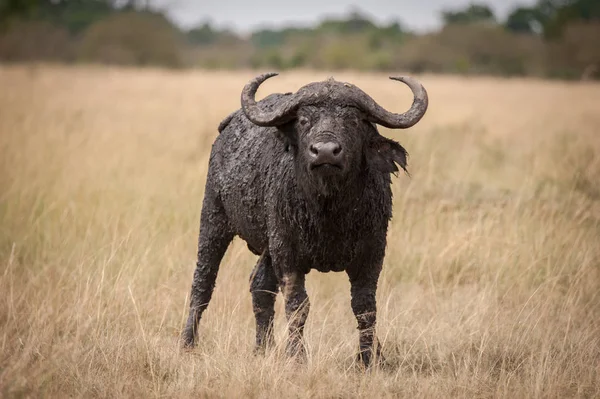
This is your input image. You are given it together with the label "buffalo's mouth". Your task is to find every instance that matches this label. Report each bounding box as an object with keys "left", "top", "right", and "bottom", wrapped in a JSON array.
[
  {"left": 310, "top": 162, "right": 343, "bottom": 171},
  {"left": 310, "top": 162, "right": 343, "bottom": 170},
  {"left": 309, "top": 162, "right": 344, "bottom": 178}
]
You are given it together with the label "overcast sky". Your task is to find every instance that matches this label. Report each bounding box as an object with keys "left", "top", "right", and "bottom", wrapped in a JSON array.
[{"left": 153, "top": 0, "right": 537, "bottom": 33}]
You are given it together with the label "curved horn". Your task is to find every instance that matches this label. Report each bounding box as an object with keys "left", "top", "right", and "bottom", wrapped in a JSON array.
[
  {"left": 241, "top": 72, "right": 302, "bottom": 127},
  {"left": 357, "top": 76, "right": 428, "bottom": 129}
]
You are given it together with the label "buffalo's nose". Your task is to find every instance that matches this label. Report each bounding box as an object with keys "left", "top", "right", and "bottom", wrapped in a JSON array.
[{"left": 309, "top": 141, "right": 343, "bottom": 167}]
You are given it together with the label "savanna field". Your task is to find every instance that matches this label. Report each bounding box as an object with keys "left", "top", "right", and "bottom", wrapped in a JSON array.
[{"left": 0, "top": 65, "right": 599, "bottom": 398}]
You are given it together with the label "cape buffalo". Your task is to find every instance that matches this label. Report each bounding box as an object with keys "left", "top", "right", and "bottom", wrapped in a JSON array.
[{"left": 182, "top": 73, "right": 428, "bottom": 367}]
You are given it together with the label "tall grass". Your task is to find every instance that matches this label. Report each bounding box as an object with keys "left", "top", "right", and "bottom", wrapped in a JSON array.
[{"left": 0, "top": 65, "right": 599, "bottom": 398}]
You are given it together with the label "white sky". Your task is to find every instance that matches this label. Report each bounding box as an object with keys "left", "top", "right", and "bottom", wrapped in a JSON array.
[{"left": 152, "top": 0, "right": 537, "bottom": 33}]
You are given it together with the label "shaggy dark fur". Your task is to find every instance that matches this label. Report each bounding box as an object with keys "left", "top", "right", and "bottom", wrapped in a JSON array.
[{"left": 181, "top": 74, "right": 428, "bottom": 367}]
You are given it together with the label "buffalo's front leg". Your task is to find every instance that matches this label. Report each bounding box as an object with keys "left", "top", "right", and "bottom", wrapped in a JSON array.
[
  {"left": 281, "top": 271, "right": 309, "bottom": 358},
  {"left": 349, "top": 273, "right": 383, "bottom": 367},
  {"left": 249, "top": 253, "right": 278, "bottom": 352}
]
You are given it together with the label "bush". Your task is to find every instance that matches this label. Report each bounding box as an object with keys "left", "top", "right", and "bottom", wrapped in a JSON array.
[
  {"left": 548, "top": 21, "right": 600, "bottom": 79},
  {"left": 397, "top": 24, "right": 545, "bottom": 76},
  {"left": 78, "top": 11, "right": 183, "bottom": 68},
  {"left": 0, "top": 19, "right": 72, "bottom": 62},
  {"left": 316, "top": 36, "right": 371, "bottom": 70}
]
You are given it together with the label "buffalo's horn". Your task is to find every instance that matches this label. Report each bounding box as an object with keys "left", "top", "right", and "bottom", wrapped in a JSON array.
[
  {"left": 357, "top": 76, "right": 428, "bottom": 129},
  {"left": 241, "top": 73, "right": 301, "bottom": 127},
  {"left": 241, "top": 73, "right": 428, "bottom": 130}
]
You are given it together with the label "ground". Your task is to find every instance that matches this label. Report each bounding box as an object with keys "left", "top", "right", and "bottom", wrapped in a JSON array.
[{"left": 0, "top": 65, "right": 599, "bottom": 398}]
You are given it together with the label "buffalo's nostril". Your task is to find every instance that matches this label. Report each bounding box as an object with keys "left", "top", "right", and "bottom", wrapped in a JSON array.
[
  {"left": 310, "top": 141, "right": 343, "bottom": 167},
  {"left": 315, "top": 142, "right": 341, "bottom": 158}
]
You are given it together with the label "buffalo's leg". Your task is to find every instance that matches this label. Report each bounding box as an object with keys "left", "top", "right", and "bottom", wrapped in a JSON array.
[
  {"left": 249, "top": 253, "right": 278, "bottom": 352},
  {"left": 349, "top": 272, "right": 383, "bottom": 367},
  {"left": 281, "top": 271, "right": 309, "bottom": 358},
  {"left": 181, "top": 191, "right": 233, "bottom": 348}
]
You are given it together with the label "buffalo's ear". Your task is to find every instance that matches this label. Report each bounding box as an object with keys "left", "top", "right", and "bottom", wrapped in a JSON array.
[
  {"left": 367, "top": 135, "right": 409, "bottom": 174},
  {"left": 276, "top": 120, "right": 298, "bottom": 151}
]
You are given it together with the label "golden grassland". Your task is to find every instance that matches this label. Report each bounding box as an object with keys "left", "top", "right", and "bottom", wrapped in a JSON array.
[{"left": 0, "top": 65, "right": 599, "bottom": 398}]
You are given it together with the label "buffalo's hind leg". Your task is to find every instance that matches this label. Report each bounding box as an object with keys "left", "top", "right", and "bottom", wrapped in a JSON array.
[
  {"left": 249, "top": 252, "right": 278, "bottom": 353},
  {"left": 182, "top": 190, "right": 233, "bottom": 348}
]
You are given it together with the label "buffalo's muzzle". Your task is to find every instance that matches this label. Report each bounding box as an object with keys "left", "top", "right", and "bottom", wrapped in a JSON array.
[{"left": 309, "top": 141, "right": 344, "bottom": 170}]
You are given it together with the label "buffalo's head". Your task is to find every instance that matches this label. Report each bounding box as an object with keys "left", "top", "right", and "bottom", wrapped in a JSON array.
[{"left": 240, "top": 73, "right": 428, "bottom": 196}]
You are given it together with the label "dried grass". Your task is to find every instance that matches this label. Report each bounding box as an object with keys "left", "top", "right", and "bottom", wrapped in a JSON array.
[{"left": 1, "top": 65, "right": 599, "bottom": 398}]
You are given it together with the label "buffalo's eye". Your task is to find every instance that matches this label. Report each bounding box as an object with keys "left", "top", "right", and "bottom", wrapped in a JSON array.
[{"left": 298, "top": 116, "right": 310, "bottom": 126}]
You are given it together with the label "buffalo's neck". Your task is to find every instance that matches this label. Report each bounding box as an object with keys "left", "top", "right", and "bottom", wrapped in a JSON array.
[
  {"left": 271, "top": 166, "right": 393, "bottom": 273},
  {"left": 269, "top": 157, "right": 393, "bottom": 226},
  {"left": 296, "top": 165, "right": 365, "bottom": 209},
  {"left": 288, "top": 165, "right": 391, "bottom": 227}
]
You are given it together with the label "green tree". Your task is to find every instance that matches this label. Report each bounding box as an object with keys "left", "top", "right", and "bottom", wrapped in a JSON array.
[
  {"left": 33, "top": 0, "right": 115, "bottom": 34},
  {"left": 442, "top": 3, "right": 496, "bottom": 25},
  {"left": 318, "top": 10, "right": 377, "bottom": 34},
  {"left": 0, "top": 0, "right": 116, "bottom": 33},
  {"left": 187, "top": 22, "right": 219, "bottom": 45},
  {"left": 505, "top": 7, "right": 544, "bottom": 34},
  {"left": 251, "top": 29, "right": 287, "bottom": 48},
  {"left": 0, "top": 0, "right": 39, "bottom": 27},
  {"left": 542, "top": 0, "right": 600, "bottom": 38},
  {"left": 507, "top": 0, "right": 600, "bottom": 38}
]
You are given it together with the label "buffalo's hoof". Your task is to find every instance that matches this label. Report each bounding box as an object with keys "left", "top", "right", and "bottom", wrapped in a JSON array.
[
  {"left": 180, "top": 328, "right": 196, "bottom": 349},
  {"left": 357, "top": 348, "right": 386, "bottom": 369},
  {"left": 285, "top": 341, "right": 307, "bottom": 362},
  {"left": 253, "top": 334, "right": 275, "bottom": 355}
]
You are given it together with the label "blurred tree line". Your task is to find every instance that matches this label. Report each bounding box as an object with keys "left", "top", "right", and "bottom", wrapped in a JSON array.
[{"left": 0, "top": 0, "right": 598, "bottom": 79}]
